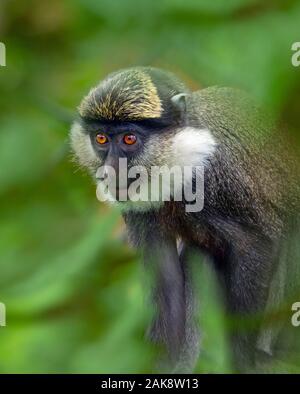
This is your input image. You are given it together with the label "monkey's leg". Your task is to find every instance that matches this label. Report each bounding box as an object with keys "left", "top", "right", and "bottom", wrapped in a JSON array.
[
  {"left": 176, "top": 242, "right": 201, "bottom": 371},
  {"left": 222, "top": 235, "right": 275, "bottom": 371},
  {"left": 124, "top": 212, "right": 197, "bottom": 371},
  {"left": 145, "top": 237, "right": 187, "bottom": 369}
]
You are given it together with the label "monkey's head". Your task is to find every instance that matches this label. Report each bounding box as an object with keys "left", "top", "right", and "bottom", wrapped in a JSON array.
[{"left": 70, "top": 67, "right": 215, "bottom": 208}]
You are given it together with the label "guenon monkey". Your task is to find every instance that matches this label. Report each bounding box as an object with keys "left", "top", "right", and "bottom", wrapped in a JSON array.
[{"left": 70, "top": 67, "right": 300, "bottom": 372}]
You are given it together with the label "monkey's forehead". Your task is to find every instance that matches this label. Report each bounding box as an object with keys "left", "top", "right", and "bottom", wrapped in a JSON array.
[{"left": 78, "top": 70, "right": 163, "bottom": 121}]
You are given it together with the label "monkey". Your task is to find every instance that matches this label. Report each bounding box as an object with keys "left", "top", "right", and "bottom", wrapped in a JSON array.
[{"left": 70, "top": 67, "right": 300, "bottom": 372}]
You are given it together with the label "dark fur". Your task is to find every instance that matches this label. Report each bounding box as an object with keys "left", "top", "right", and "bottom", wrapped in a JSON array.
[
  {"left": 123, "top": 87, "right": 300, "bottom": 371},
  {"left": 71, "top": 68, "right": 300, "bottom": 372}
]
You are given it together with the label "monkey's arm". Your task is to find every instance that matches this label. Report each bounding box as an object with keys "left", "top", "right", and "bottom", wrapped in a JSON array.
[{"left": 123, "top": 211, "right": 188, "bottom": 366}]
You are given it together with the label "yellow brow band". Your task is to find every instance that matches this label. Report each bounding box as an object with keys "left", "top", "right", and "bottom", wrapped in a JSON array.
[{"left": 79, "top": 71, "right": 162, "bottom": 120}]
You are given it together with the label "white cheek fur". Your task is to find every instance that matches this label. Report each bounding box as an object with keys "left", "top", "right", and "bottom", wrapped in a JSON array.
[
  {"left": 125, "top": 127, "right": 216, "bottom": 211},
  {"left": 70, "top": 122, "right": 99, "bottom": 168},
  {"left": 168, "top": 127, "right": 216, "bottom": 199},
  {"left": 172, "top": 127, "right": 216, "bottom": 168},
  {"left": 71, "top": 123, "right": 216, "bottom": 212}
]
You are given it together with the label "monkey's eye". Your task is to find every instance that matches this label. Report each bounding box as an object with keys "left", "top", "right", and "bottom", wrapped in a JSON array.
[
  {"left": 96, "top": 133, "right": 108, "bottom": 145},
  {"left": 123, "top": 134, "right": 137, "bottom": 145}
]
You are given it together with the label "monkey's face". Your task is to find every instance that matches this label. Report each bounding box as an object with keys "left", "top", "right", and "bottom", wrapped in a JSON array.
[
  {"left": 71, "top": 116, "right": 180, "bottom": 205},
  {"left": 71, "top": 68, "right": 183, "bottom": 203},
  {"left": 70, "top": 67, "right": 216, "bottom": 208}
]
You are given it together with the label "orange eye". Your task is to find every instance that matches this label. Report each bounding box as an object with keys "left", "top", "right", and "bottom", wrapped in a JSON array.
[
  {"left": 96, "top": 134, "right": 108, "bottom": 145},
  {"left": 123, "top": 134, "right": 137, "bottom": 145}
]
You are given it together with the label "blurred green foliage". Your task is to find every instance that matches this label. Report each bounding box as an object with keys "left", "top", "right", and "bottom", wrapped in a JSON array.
[{"left": 0, "top": 0, "right": 300, "bottom": 373}]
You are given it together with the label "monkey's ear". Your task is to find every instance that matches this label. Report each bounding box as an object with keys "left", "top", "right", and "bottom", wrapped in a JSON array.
[{"left": 171, "top": 93, "right": 187, "bottom": 113}]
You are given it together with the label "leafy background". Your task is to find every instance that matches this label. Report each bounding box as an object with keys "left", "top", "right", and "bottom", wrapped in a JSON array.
[{"left": 0, "top": 0, "right": 300, "bottom": 373}]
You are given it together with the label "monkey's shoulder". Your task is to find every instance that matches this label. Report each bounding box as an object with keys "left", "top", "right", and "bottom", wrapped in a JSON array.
[
  {"left": 187, "top": 87, "right": 272, "bottom": 137},
  {"left": 190, "top": 86, "right": 257, "bottom": 110}
]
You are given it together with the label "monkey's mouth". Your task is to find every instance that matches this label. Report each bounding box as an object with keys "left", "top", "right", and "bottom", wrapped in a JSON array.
[
  {"left": 96, "top": 177, "right": 147, "bottom": 203},
  {"left": 115, "top": 186, "right": 130, "bottom": 197},
  {"left": 115, "top": 180, "right": 139, "bottom": 200},
  {"left": 96, "top": 179, "right": 130, "bottom": 200}
]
